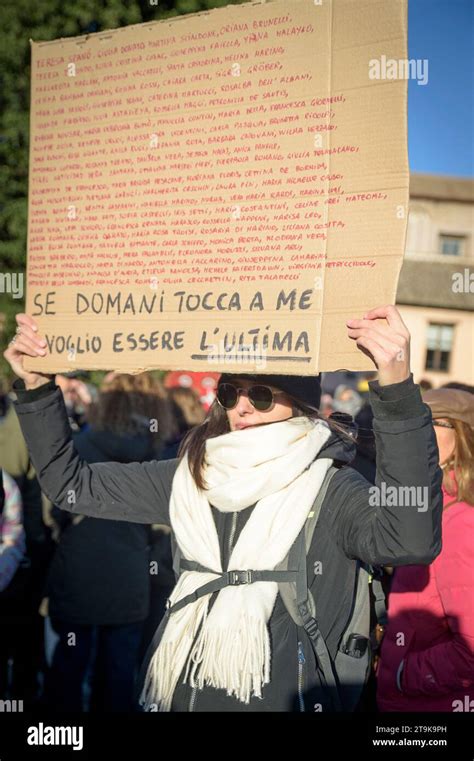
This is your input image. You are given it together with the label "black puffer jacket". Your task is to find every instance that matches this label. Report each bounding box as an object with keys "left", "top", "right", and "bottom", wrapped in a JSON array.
[{"left": 12, "top": 375, "right": 443, "bottom": 711}]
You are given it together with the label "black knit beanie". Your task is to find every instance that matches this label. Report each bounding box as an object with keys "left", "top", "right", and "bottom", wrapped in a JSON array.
[{"left": 218, "top": 373, "right": 322, "bottom": 411}]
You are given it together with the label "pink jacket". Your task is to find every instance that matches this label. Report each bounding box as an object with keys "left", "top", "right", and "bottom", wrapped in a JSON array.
[{"left": 377, "top": 476, "right": 474, "bottom": 712}]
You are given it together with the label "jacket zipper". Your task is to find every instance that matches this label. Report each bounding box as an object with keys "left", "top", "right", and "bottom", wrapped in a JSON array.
[
  {"left": 189, "top": 512, "right": 238, "bottom": 712},
  {"left": 228, "top": 511, "right": 238, "bottom": 557},
  {"left": 189, "top": 685, "right": 197, "bottom": 712},
  {"left": 297, "top": 641, "right": 306, "bottom": 712},
  {"left": 189, "top": 512, "right": 239, "bottom": 712}
]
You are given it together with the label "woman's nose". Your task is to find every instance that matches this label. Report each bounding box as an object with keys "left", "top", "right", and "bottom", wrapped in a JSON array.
[{"left": 234, "top": 389, "right": 253, "bottom": 413}]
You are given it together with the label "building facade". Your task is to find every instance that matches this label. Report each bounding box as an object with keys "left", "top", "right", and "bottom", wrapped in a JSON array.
[{"left": 396, "top": 174, "right": 474, "bottom": 387}]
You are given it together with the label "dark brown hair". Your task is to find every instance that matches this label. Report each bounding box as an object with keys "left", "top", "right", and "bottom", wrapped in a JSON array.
[
  {"left": 169, "top": 386, "right": 206, "bottom": 433},
  {"left": 88, "top": 372, "right": 175, "bottom": 447},
  {"left": 178, "top": 397, "right": 354, "bottom": 490}
]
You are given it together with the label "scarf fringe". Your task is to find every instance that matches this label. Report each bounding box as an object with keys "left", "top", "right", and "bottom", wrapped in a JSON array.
[
  {"left": 140, "top": 641, "right": 181, "bottom": 712},
  {"left": 186, "top": 615, "right": 271, "bottom": 704},
  {"left": 139, "top": 587, "right": 212, "bottom": 712}
]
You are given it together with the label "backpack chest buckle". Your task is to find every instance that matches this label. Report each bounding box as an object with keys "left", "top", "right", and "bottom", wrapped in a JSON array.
[{"left": 227, "top": 570, "right": 253, "bottom": 585}]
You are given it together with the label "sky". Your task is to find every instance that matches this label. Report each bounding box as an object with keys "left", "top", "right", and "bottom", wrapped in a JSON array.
[{"left": 408, "top": 0, "right": 473, "bottom": 177}]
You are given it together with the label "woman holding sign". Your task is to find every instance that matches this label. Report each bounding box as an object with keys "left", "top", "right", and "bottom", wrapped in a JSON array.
[{"left": 4, "top": 305, "right": 443, "bottom": 712}]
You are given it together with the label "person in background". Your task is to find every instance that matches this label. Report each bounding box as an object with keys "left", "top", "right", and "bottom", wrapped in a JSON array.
[
  {"left": 328, "top": 386, "right": 376, "bottom": 483},
  {"left": 320, "top": 370, "right": 359, "bottom": 396},
  {"left": 441, "top": 381, "right": 474, "bottom": 395},
  {"left": 161, "top": 386, "right": 206, "bottom": 461},
  {"left": 0, "top": 380, "right": 53, "bottom": 705},
  {"left": 418, "top": 378, "right": 433, "bottom": 394},
  {"left": 0, "top": 470, "right": 27, "bottom": 699},
  {"left": 377, "top": 388, "right": 474, "bottom": 711},
  {"left": 332, "top": 385, "right": 364, "bottom": 420},
  {"left": 41, "top": 372, "right": 174, "bottom": 712},
  {"left": 55, "top": 373, "right": 96, "bottom": 432},
  {"left": 0, "top": 470, "right": 25, "bottom": 592},
  {"left": 319, "top": 393, "right": 334, "bottom": 418}
]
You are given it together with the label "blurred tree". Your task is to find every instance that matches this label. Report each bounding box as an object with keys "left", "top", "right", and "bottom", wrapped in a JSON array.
[{"left": 0, "top": 0, "right": 247, "bottom": 379}]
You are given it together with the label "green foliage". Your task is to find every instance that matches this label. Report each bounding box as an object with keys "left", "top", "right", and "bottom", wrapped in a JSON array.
[{"left": 0, "top": 0, "right": 248, "bottom": 380}]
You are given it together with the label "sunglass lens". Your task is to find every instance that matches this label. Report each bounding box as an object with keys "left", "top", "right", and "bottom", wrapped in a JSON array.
[
  {"left": 249, "top": 385, "right": 273, "bottom": 411},
  {"left": 217, "top": 383, "right": 238, "bottom": 410}
]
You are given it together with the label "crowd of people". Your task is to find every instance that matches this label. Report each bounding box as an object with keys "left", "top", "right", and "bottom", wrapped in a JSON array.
[
  {"left": 0, "top": 369, "right": 200, "bottom": 710},
  {"left": 0, "top": 308, "right": 473, "bottom": 713}
]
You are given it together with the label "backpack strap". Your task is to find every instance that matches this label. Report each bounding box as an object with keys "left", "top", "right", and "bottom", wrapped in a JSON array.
[
  {"left": 277, "top": 464, "right": 339, "bottom": 621},
  {"left": 303, "top": 464, "right": 340, "bottom": 551},
  {"left": 168, "top": 567, "right": 297, "bottom": 615},
  {"left": 370, "top": 566, "right": 388, "bottom": 627},
  {"left": 288, "top": 465, "right": 343, "bottom": 711},
  {"left": 172, "top": 532, "right": 181, "bottom": 580}
]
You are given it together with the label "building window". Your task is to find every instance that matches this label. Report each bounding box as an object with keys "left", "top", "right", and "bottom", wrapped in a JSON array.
[
  {"left": 439, "top": 234, "right": 466, "bottom": 257},
  {"left": 425, "top": 323, "right": 454, "bottom": 372}
]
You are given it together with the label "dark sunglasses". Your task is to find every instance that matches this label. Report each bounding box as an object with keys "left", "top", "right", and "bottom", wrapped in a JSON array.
[
  {"left": 216, "top": 382, "right": 287, "bottom": 412},
  {"left": 433, "top": 420, "right": 454, "bottom": 429}
]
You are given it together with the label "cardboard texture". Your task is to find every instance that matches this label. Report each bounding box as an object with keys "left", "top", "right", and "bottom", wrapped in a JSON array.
[{"left": 24, "top": 0, "right": 409, "bottom": 375}]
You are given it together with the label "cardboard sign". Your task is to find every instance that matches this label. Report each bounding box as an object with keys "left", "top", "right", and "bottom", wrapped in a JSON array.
[{"left": 24, "top": 0, "right": 408, "bottom": 376}]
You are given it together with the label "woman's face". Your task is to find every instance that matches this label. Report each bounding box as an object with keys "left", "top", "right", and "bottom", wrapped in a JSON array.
[
  {"left": 433, "top": 418, "right": 456, "bottom": 465},
  {"left": 225, "top": 378, "right": 294, "bottom": 432}
]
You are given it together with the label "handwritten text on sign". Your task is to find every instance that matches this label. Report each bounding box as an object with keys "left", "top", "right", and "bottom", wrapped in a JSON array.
[{"left": 25, "top": 0, "right": 408, "bottom": 374}]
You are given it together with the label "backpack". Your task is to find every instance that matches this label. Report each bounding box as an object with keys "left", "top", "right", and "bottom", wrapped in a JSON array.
[
  {"left": 271, "top": 464, "right": 387, "bottom": 711},
  {"left": 140, "top": 465, "right": 387, "bottom": 711}
]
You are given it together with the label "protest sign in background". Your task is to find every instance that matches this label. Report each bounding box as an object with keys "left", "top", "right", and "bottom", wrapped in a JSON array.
[{"left": 24, "top": 0, "right": 409, "bottom": 375}]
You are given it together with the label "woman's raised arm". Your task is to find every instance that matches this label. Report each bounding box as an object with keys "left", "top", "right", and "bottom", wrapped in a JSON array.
[{"left": 4, "top": 313, "right": 177, "bottom": 526}]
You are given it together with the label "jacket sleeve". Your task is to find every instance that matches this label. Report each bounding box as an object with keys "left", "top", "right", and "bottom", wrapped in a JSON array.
[
  {"left": 11, "top": 380, "right": 176, "bottom": 526},
  {"left": 327, "top": 375, "right": 443, "bottom": 566},
  {"left": 401, "top": 508, "right": 474, "bottom": 696}
]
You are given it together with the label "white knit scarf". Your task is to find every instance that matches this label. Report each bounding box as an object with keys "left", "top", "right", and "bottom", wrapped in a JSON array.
[{"left": 140, "top": 416, "right": 333, "bottom": 711}]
